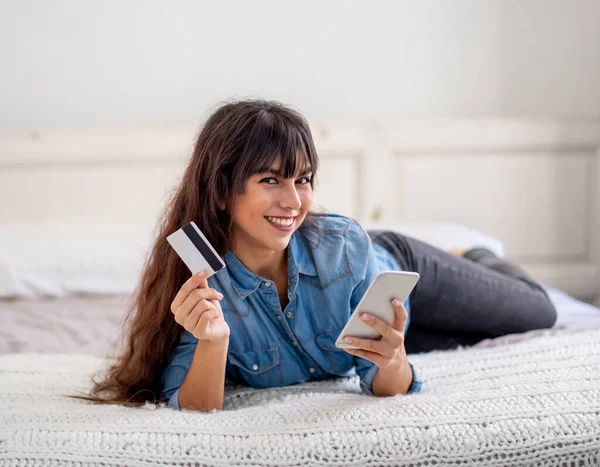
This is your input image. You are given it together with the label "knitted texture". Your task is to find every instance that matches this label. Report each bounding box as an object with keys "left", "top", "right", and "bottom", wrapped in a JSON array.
[{"left": 1, "top": 328, "right": 599, "bottom": 466}]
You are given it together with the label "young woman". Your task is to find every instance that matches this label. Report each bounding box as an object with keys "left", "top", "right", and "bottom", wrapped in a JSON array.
[{"left": 75, "top": 99, "right": 556, "bottom": 412}]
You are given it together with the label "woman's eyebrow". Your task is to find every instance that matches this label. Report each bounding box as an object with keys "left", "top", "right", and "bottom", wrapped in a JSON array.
[{"left": 263, "top": 167, "right": 313, "bottom": 177}]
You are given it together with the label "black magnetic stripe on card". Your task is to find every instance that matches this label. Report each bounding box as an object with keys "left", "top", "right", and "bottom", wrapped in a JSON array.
[{"left": 182, "top": 224, "right": 223, "bottom": 272}]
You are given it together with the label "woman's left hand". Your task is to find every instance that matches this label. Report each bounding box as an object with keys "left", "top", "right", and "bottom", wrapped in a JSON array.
[{"left": 342, "top": 298, "right": 408, "bottom": 371}]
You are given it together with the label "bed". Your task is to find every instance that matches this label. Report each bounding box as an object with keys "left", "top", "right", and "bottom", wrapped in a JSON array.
[{"left": 1, "top": 120, "right": 600, "bottom": 465}]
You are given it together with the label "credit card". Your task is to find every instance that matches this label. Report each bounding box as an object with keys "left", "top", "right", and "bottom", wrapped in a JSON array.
[{"left": 166, "top": 221, "right": 226, "bottom": 278}]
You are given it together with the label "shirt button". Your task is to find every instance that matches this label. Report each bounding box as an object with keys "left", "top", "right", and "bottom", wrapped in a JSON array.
[
  {"left": 292, "top": 341, "right": 298, "bottom": 346},
  {"left": 286, "top": 312, "right": 293, "bottom": 318},
  {"left": 309, "top": 368, "right": 315, "bottom": 373},
  {"left": 277, "top": 315, "right": 283, "bottom": 320},
  {"left": 264, "top": 281, "right": 272, "bottom": 287},
  {"left": 252, "top": 364, "right": 258, "bottom": 370}
]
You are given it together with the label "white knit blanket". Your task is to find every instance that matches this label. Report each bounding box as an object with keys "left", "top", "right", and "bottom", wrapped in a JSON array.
[{"left": 2, "top": 328, "right": 600, "bottom": 466}]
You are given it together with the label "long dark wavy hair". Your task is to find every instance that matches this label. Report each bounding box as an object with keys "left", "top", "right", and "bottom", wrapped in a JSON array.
[{"left": 69, "top": 99, "right": 327, "bottom": 407}]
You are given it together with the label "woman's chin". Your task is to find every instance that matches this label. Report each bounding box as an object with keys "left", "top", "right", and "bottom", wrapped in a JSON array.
[
  {"left": 262, "top": 230, "right": 294, "bottom": 250},
  {"left": 267, "top": 236, "right": 292, "bottom": 250}
]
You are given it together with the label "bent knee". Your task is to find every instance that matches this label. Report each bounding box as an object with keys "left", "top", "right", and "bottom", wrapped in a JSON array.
[{"left": 528, "top": 291, "right": 557, "bottom": 330}]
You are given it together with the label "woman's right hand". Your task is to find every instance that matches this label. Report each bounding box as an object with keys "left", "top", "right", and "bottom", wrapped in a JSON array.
[{"left": 170, "top": 270, "right": 230, "bottom": 342}]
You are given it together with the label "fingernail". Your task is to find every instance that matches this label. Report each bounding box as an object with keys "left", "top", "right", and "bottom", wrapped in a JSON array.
[
  {"left": 217, "top": 292, "right": 223, "bottom": 298},
  {"left": 392, "top": 299, "right": 400, "bottom": 306},
  {"left": 197, "top": 270, "right": 206, "bottom": 277},
  {"left": 361, "top": 313, "right": 370, "bottom": 321},
  {"left": 344, "top": 337, "right": 352, "bottom": 344}
]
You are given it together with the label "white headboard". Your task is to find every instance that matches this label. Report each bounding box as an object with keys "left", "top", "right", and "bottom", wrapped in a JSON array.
[{"left": 1, "top": 120, "right": 599, "bottom": 304}]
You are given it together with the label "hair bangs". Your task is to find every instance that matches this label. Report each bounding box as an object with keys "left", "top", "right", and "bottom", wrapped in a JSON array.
[{"left": 245, "top": 112, "right": 314, "bottom": 179}]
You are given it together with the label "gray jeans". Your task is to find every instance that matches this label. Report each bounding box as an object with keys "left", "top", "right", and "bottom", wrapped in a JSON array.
[{"left": 366, "top": 230, "right": 557, "bottom": 355}]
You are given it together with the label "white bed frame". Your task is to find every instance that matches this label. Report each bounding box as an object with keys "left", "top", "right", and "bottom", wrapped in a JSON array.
[{"left": 1, "top": 120, "right": 599, "bottom": 305}]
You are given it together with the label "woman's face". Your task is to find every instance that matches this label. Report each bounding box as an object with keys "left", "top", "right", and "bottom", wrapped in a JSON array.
[{"left": 225, "top": 156, "right": 314, "bottom": 252}]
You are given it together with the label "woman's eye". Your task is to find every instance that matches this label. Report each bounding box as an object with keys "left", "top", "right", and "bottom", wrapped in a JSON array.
[
  {"left": 260, "top": 177, "right": 278, "bottom": 184},
  {"left": 260, "top": 177, "right": 312, "bottom": 184}
]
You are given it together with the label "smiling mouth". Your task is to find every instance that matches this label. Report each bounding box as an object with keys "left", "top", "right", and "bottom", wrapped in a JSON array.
[{"left": 264, "top": 216, "right": 296, "bottom": 227}]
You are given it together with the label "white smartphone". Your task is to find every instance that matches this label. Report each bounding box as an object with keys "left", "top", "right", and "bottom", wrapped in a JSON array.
[{"left": 335, "top": 270, "right": 420, "bottom": 350}]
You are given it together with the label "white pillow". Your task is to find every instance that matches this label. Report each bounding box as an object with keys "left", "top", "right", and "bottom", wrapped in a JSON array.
[
  {"left": 0, "top": 217, "right": 155, "bottom": 299},
  {"left": 361, "top": 221, "right": 505, "bottom": 258},
  {"left": 0, "top": 217, "right": 505, "bottom": 299}
]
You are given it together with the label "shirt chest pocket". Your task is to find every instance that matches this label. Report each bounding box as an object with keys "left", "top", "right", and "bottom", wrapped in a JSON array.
[
  {"left": 315, "top": 328, "right": 353, "bottom": 375},
  {"left": 227, "top": 345, "right": 283, "bottom": 389}
]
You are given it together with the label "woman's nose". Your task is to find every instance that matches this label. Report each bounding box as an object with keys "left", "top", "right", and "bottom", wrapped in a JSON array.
[{"left": 280, "top": 183, "right": 302, "bottom": 209}]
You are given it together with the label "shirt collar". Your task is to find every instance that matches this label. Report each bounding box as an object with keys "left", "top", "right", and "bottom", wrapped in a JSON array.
[{"left": 222, "top": 230, "right": 316, "bottom": 299}]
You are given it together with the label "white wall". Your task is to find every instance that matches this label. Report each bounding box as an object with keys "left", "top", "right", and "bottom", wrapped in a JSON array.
[{"left": 0, "top": 0, "right": 599, "bottom": 128}]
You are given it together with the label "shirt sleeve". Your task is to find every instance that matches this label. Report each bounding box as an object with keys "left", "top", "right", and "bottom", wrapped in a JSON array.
[
  {"left": 160, "top": 330, "right": 199, "bottom": 411},
  {"left": 346, "top": 221, "right": 421, "bottom": 396}
]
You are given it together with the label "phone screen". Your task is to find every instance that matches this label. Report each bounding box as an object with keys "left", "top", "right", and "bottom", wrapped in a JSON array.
[{"left": 335, "top": 270, "right": 419, "bottom": 349}]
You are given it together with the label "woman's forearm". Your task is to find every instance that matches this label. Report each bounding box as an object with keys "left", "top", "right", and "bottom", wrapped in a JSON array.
[
  {"left": 372, "top": 360, "right": 413, "bottom": 397},
  {"left": 178, "top": 337, "right": 229, "bottom": 412}
]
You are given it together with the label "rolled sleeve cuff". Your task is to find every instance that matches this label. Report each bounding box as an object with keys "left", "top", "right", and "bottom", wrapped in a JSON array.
[
  {"left": 360, "top": 361, "right": 423, "bottom": 396},
  {"left": 359, "top": 363, "right": 380, "bottom": 396},
  {"left": 408, "top": 362, "right": 423, "bottom": 393},
  {"left": 167, "top": 388, "right": 181, "bottom": 410}
]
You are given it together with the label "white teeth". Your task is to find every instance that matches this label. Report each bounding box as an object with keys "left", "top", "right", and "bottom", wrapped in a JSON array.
[{"left": 266, "top": 216, "right": 294, "bottom": 226}]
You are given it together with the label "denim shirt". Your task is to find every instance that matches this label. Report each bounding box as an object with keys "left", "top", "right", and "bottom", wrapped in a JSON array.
[{"left": 160, "top": 213, "right": 423, "bottom": 410}]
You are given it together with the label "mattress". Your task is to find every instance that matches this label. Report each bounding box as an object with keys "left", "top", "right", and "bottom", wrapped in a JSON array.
[
  {"left": 0, "top": 294, "right": 130, "bottom": 357},
  {"left": 1, "top": 284, "right": 599, "bottom": 357}
]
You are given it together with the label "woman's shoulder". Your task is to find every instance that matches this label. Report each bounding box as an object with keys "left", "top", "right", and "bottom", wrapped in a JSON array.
[
  {"left": 297, "top": 212, "right": 370, "bottom": 262},
  {"left": 301, "top": 212, "right": 364, "bottom": 238}
]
